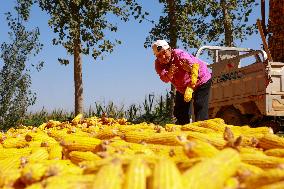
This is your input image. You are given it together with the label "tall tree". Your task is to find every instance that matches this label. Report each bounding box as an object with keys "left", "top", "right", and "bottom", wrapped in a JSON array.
[
  {"left": 18, "top": 0, "right": 147, "bottom": 115},
  {"left": 198, "top": 0, "right": 258, "bottom": 46},
  {"left": 0, "top": 10, "right": 43, "bottom": 129}
]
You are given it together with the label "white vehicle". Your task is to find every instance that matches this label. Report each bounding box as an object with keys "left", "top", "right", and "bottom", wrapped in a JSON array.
[{"left": 196, "top": 46, "right": 284, "bottom": 131}]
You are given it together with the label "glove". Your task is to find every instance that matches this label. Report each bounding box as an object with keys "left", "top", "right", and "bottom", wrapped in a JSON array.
[
  {"left": 191, "top": 63, "right": 199, "bottom": 88},
  {"left": 184, "top": 87, "right": 193, "bottom": 102}
]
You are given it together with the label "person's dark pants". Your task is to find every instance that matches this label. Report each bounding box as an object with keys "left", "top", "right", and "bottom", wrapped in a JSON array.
[{"left": 174, "top": 79, "right": 212, "bottom": 125}]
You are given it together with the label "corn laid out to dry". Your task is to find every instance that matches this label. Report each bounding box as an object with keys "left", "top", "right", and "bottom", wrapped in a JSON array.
[{"left": 1, "top": 115, "right": 284, "bottom": 189}]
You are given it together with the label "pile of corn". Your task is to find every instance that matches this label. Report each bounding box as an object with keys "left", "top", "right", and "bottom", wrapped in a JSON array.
[{"left": 1, "top": 114, "right": 284, "bottom": 189}]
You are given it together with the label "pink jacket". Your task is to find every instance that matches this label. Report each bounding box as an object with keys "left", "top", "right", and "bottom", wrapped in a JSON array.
[{"left": 155, "top": 49, "right": 211, "bottom": 94}]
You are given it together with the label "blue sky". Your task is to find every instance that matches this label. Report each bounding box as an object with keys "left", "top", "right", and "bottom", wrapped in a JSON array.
[{"left": 0, "top": 1, "right": 268, "bottom": 112}]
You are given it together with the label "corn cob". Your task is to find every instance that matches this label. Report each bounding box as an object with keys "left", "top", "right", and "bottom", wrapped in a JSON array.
[
  {"left": 183, "top": 139, "right": 219, "bottom": 158},
  {"left": 44, "top": 160, "right": 83, "bottom": 176},
  {"left": 237, "top": 162, "right": 264, "bottom": 175},
  {"left": 182, "top": 148, "right": 241, "bottom": 189},
  {"left": 95, "top": 128, "right": 120, "bottom": 139},
  {"left": 25, "top": 131, "right": 57, "bottom": 145},
  {"left": 20, "top": 162, "right": 47, "bottom": 185},
  {"left": 258, "top": 134, "right": 284, "bottom": 150},
  {"left": 25, "top": 183, "right": 44, "bottom": 189},
  {"left": 165, "top": 124, "right": 181, "bottom": 132},
  {"left": 92, "top": 159, "right": 123, "bottom": 189},
  {"left": 191, "top": 63, "right": 199, "bottom": 87},
  {"left": 229, "top": 126, "right": 273, "bottom": 135},
  {"left": 47, "top": 144, "right": 63, "bottom": 160},
  {"left": 0, "top": 169, "right": 21, "bottom": 188},
  {"left": 238, "top": 147, "right": 264, "bottom": 155},
  {"left": 44, "top": 174, "right": 95, "bottom": 189},
  {"left": 241, "top": 153, "right": 284, "bottom": 169},
  {"left": 72, "top": 113, "right": 84, "bottom": 125},
  {"left": 176, "top": 157, "right": 205, "bottom": 172},
  {"left": 181, "top": 124, "right": 215, "bottom": 133},
  {"left": 243, "top": 168, "right": 284, "bottom": 189},
  {"left": 224, "top": 177, "right": 239, "bottom": 189},
  {"left": 123, "top": 158, "right": 150, "bottom": 189},
  {"left": 257, "top": 181, "right": 284, "bottom": 189},
  {"left": 149, "top": 158, "right": 183, "bottom": 189},
  {"left": 0, "top": 156, "right": 23, "bottom": 172},
  {"left": 69, "top": 151, "right": 101, "bottom": 164},
  {"left": 28, "top": 148, "right": 49, "bottom": 162},
  {"left": 0, "top": 148, "right": 32, "bottom": 160},
  {"left": 186, "top": 131, "right": 226, "bottom": 149},
  {"left": 265, "top": 148, "right": 284, "bottom": 157},
  {"left": 194, "top": 119, "right": 227, "bottom": 132},
  {"left": 2, "top": 137, "right": 28, "bottom": 148},
  {"left": 60, "top": 136, "right": 101, "bottom": 152},
  {"left": 122, "top": 131, "right": 187, "bottom": 146}
]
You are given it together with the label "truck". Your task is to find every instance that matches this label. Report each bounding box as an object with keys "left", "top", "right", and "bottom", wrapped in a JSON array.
[{"left": 196, "top": 46, "right": 284, "bottom": 132}]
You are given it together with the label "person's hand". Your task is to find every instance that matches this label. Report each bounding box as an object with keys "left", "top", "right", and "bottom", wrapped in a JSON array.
[
  {"left": 184, "top": 87, "right": 193, "bottom": 102},
  {"left": 168, "top": 64, "right": 178, "bottom": 79},
  {"left": 180, "top": 59, "right": 191, "bottom": 72}
]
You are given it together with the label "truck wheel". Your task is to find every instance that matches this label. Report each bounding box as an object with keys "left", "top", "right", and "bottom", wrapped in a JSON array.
[{"left": 216, "top": 107, "right": 243, "bottom": 126}]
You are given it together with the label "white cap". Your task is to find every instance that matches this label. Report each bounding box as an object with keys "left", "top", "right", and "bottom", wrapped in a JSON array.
[{"left": 152, "top": 40, "right": 170, "bottom": 56}]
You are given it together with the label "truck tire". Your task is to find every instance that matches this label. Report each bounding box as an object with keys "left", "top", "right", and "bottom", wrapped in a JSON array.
[{"left": 216, "top": 107, "right": 243, "bottom": 126}]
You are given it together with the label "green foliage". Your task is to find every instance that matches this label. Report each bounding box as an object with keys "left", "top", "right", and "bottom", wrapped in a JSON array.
[
  {"left": 18, "top": 0, "right": 148, "bottom": 62},
  {"left": 0, "top": 11, "right": 43, "bottom": 130},
  {"left": 21, "top": 92, "right": 174, "bottom": 127},
  {"left": 145, "top": 0, "right": 258, "bottom": 49}
]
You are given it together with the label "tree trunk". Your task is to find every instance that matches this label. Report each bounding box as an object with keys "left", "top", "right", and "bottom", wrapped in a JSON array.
[
  {"left": 167, "top": 0, "right": 178, "bottom": 120},
  {"left": 71, "top": 2, "right": 83, "bottom": 115},
  {"left": 221, "top": 0, "right": 233, "bottom": 46}
]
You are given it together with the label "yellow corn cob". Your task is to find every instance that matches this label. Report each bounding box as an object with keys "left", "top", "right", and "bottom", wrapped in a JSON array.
[
  {"left": 123, "top": 158, "right": 150, "bottom": 189},
  {"left": 95, "top": 128, "right": 119, "bottom": 139},
  {"left": 257, "top": 180, "right": 284, "bottom": 189},
  {"left": 149, "top": 158, "right": 183, "bottom": 189},
  {"left": 122, "top": 131, "right": 187, "bottom": 146},
  {"left": 25, "top": 131, "right": 57, "bottom": 145},
  {"left": 25, "top": 183, "right": 44, "bottom": 189},
  {"left": 258, "top": 134, "right": 284, "bottom": 150},
  {"left": 72, "top": 113, "right": 83, "bottom": 125},
  {"left": 181, "top": 124, "right": 215, "bottom": 133},
  {"left": 44, "top": 174, "right": 95, "bottom": 189},
  {"left": 241, "top": 153, "right": 284, "bottom": 169},
  {"left": 229, "top": 126, "right": 273, "bottom": 135},
  {"left": 186, "top": 131, "right": 226, "bottom": 149},
  {"left": 176, "top": 157, "right": 205, "bottom": 172},
  {"left": 0, "top": 169, "right": 21, "bottom": 188},
  {"left": 237, "top": 162, "right": 264, "bottom": 178},
  {"left": 238, "top": 147, "right": 264, "bottom": 155},
  {"left": 28, "top": 148, "right": 49, "bottom": 162},
  {"left": 2, "top": 137, "right": 28, "bottom": 148},
  {"left": 92, "top": 159, "right": 123, "bottom": 189},
  {"left": 265, "top": 148, "right": 284, "bottom": 157},
  {"left": 60, "top": 136, "right": 101, "bottom": 152},
  {"left": 21, "top": 162, "right": 47, "bottom": 185},
  {"left": 224, "top": 177, "right": 239, "bottom": 189},
  {"left": 79, "top": 159, "right": 112, "bottom": 174},
  {"left": 182, "top": 148, "right": 241, "bottom": 189},
  {"left": 0, "top": 148, "right": 32, "bottom": 160},
  {"left": 183, "top": 139, "right": 219, "bottom": 158},
  {"left": 69, "top": 151, "right": 101, "bottom": 164},
  {"left": 0, "top": 156, "right": 23, "bottom": 172},
  {"left": 165, "top": 124, "right": 181, "bottom": 132},
  {"left": 44, "top": 160, "right": 83, "bottom": 176},
  {"left": 244, "top": 168, "right": 284, "bottom": 189},
  {"left": 194, "top": 119, "right": 227, "bottom": 132},
  {"left": 47, "top": 144, "right": 63, "bottom": 160},
  {"left": 191, "top": 63, "right": 199, "bottom": 87}
]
